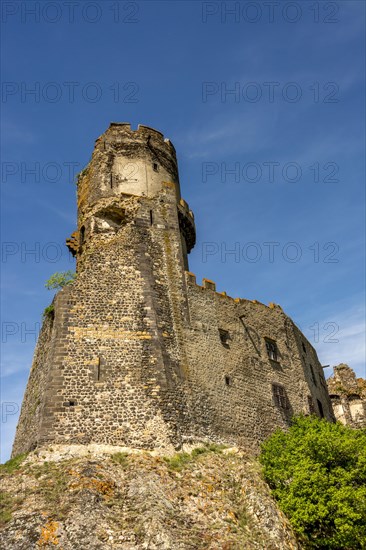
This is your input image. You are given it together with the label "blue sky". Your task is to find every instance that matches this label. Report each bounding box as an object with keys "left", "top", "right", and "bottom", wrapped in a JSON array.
[{"left": 1, "top": 0, "right": 365, "bottom": 461}]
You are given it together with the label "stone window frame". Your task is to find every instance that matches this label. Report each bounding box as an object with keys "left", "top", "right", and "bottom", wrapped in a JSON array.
[
  {"left": 219, "top": 328, "right": 230, "bottom": 348},
  {"left": 265, "top": 338, "right": 279, "bottom": 362},
  {"left": 272, "top": 383, "right": 289, "bottom": 410}
]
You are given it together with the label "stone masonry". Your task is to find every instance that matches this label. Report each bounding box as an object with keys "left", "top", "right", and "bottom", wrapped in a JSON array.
[
  {"left": 327, "top": 364, "right": 366, "bottom": 428},
  {"left": 12, "top": 123, "right": 335, "bottom": 457}
]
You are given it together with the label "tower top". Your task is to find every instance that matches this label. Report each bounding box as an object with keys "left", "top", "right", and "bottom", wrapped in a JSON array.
[
  {"left": 77, "top": 123, "right": 181, "bottom": 215},
  {"left": 95, "top": 123, "right": 176, "bottom": 153}
]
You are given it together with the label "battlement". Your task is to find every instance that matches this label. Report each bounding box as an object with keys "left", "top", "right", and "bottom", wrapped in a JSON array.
[
  {"left": 185, "top": 271, "right": 283, "bottom": 311},
  {"left": 95, "top": 123, "right": 176, "bottom": 154}
]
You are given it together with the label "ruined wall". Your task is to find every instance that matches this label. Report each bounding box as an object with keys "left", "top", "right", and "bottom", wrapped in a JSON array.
[
  {"left": 327, "top": 364, "right": 366, "bottom": 428},
  {"left": 13, "top": 123, "right": 335, "bottom": 457}
]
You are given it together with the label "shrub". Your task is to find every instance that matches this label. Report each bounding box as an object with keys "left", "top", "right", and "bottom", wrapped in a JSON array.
[
  {"left": 43, "top": 304, "right": 55, "bottom": 318},
  {"left": 259, "top": 415, "right": 366, "bottom": 549},
  {"left": 45, "top": 271, "right": 76, "bottom": 291}
]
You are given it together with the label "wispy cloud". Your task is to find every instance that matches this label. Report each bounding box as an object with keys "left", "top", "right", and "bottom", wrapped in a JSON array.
[{"left": 302, "top": 303, "right": 366, "bottom": 379}]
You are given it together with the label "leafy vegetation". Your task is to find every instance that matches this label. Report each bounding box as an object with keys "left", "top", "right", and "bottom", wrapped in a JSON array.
[
  {"left": 43, "top": 304, "right": 55, "bottom": 318},
  {"left": 45, "top": 271, "right": 76, "bottom": 291},
  {"left": 259, "top": 415, "right": 366, "bottom": 549}
]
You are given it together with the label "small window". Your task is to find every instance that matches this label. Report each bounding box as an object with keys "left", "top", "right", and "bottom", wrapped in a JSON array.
[
  {"left": 317, "top": 399, "right": 324, "bottom": 418},
  {"left": 265, "top": 339, "right": 278, "bottom": 362},
  {"left": 302, "top": 342, "right": 306, "bottom": 353},
  {"left": 309, "top": 364, "right": 317, "bottom": 386},
  {"left": 149, "top": 210, "right": 154, "bottom": 225},
  {"left": 224, "top": 375, "right": 231, "bottom": 386},
  {"left": 80, "top": 226, "right": 85, "bottom": 246},
  {"left": 272, "top": 384, "right": 289, "bottom": 409},
  {"left": 219, "top": 329, "right": 230, "bottom": 348},
  {"left": 153, "top": 163, "right": 159, "bottom": 172},
  {"left": 64, "top": 400, "right": 76, "bottom": 407},
  {"left": 307, "top": 395, "right": 315, "bottom": 414}
]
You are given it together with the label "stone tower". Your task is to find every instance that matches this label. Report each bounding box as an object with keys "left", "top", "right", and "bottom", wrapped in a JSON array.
[{"left": 12, "top": 123, "right": 334, "bottom": 457}]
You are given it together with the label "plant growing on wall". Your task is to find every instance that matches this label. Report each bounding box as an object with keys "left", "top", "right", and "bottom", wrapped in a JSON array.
[
  {"left": 45, "top": 271, "right": 76, "bottom": 291},
  {"left": 259, "top": 415, "right": 366, "bottom": 549}
]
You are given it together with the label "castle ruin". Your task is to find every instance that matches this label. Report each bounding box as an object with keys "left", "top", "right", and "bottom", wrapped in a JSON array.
[
  {"left": 327, "top": 364, "right": 366, "bottom": 428},
  {"left": 12, "top": 123, "right": 335, "bottom": 456}
]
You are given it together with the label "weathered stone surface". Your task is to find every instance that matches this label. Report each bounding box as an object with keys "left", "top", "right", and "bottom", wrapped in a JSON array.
[
  {"left": 327, "top": 364, "right": 366, "bottom": 428},
  {"left": 0, "top": 445, "right": 300, "bottom": 549},
  {"left": 12, "top": 123, "right": 334, "bottom": 457}
]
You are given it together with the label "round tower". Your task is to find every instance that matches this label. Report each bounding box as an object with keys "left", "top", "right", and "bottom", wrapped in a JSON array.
[{"left": 67, "top": 123, "right": 195, "bottom": 270}]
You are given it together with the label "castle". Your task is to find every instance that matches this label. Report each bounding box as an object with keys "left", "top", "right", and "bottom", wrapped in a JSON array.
[{"left": 12, "top": 123, "right": 336, "bottom": 457}]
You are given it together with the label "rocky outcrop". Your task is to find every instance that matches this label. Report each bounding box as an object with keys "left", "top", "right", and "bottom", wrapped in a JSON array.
[{"left": 0, "top": 444, "right": 299, "bottom": 549}]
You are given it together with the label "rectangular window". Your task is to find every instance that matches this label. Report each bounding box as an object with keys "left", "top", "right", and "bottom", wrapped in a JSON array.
[
  {"left": 272, "top": 384, "right": 288, "bottom": 409},
  {"left": 224, "top": 375, "right": 231, "bottom": 386},
  {"left": 265, "top": 338, "right": 278, "bottom": 362},
  {"left": 219, "top": 328, "right": 230, "bottom": 347}
]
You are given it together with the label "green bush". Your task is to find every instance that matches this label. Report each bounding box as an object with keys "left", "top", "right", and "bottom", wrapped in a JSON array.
[
  {"left": 43, "top": 304, "right": 55, "bottom": 318},
  {"left": 45, "top": 271, "right": 76, "bottom": 291},
  {"left": 259, "top": 415, "right": 366, "bottom": 549}
]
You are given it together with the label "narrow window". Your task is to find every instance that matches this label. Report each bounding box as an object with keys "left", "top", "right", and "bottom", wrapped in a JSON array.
[
  {"left": 309, "top": 364, "right": 317, "bottom": 386},
  {"left": 225, "top": 375, "right": 231, "bottom": 386},
  {"left": 219, "top": 329, "right": 230, "bottom": 348},
  {"left": 302, "top": 342, "right": 306, "bottom": 353},
  {"left": 149, "top": 210, "right": 154, "bottom": 225},
  {"left": 110, "top": 173, "right": 113, "bottom": 188},
  {"left": 272, "top": 384, "right": 288, "bottom": 409},
  {"left": 307, "top": 395, "right": 315, "bottom": 414},
  {"left": 80, "top": 226, "right": 85, "bottom": 246},
  {"left": 317, "top": 399, "right": 324, "bottom": 418},
  {"left": 153, "top": 163, "right": 159, "bottom": 172},
  {"left": 64, "top": 400, "right": 76, "bottom": 407},
  {"left": 265, "top": 338, "right": 278, "bottom": 362},
  {"left": 97, "top": 357, "right": 101, "bottom": 381}
]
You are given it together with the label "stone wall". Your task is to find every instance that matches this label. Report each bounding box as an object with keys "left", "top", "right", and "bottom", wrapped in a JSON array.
[
  {"left": 12, "top": 123, "right": 335, "bottom": 457},
  {"left": 181, "top": 275, "right": 333, "bottom": 450},
  {"left": 327, "top": 364, "right": 366, "bottom": 428}
]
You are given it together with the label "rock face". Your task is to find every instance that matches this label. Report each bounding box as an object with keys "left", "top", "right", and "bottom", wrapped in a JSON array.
[
  {"left": 327, "top": 364, "right": 366, "bottom": 428},
  {"left": 12, "top": 123, "right": 334, "bottom": 457},
  {"left": 0, "top": 445, "right": 299, "bottom": 549}
]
